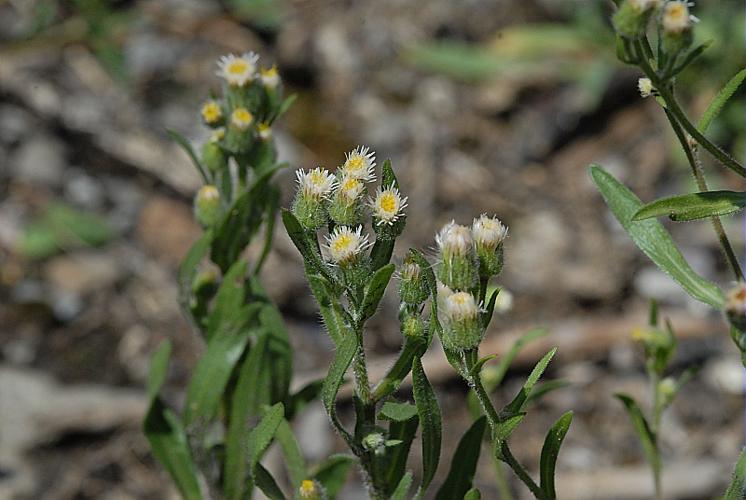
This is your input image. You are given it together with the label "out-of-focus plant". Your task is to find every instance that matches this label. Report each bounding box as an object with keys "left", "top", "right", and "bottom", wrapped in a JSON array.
[
  {"left": 590, "top": 0, "right": 746, "bottom": 496},
  {"left": 143, "top": 51, "right": 301, "bottom": 500},
  {"left": 618, "top": 301, "right": 697, "bottom": 500},
  {"left": 283, "top": 146, "right": 572, "bottom": 498}
]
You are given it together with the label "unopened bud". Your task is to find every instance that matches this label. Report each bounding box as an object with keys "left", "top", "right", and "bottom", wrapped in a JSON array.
[
  {"left": 661, "top": 1, "right": 695, "bottom": 54},
  {"left": 201, "top": 141, "right": 227, "bottom": 173},
  {"left": 292, "top": 168, "right": 335, "bottom": 230},
  {"left": 328, "top": 175, "right": 365, "bottom": 226},
  {"left": 439, "top": 288, "right": 482, "bottom": 351},
  {"left": 398, "top": 259, "right": 429, "bottom": 306},
  {"left": 401, "top": 314, "right": 426, "bottom": 340},
  {"left": 436, "top": 222, "right": 478, "bottom": 291},
  {"left": 613, "top": 0, "right": 659, "bottom": 38},
  {"left": 298, "top": 479, "right": 326, "bottom": 500},
  {"left": 472, "top": 214, "right": 507, "bottom": 277},
  {"left": 362, "top": 432, "right": 386, "bottom": 456},
  {"left": 194, "top": 185, "right": 221, "bottom": 227}
]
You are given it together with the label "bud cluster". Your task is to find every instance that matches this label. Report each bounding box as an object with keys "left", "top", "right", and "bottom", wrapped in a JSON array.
[
  {"left": 434, "top": 215, "right": 508, "bottom": 351},
  {"left": 191, "top": 52, "right": 287, "bottom": 228},
  {"left": 613, "top": 0, "right": 697, "bottom": 56}
]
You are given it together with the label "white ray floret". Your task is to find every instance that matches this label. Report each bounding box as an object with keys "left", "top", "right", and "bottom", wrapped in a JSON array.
[
  {"left": 371, "top": 184, "right": 407, "bottom": 225},
  {"left": 296, "top": 167, "right": 336, "bottom": 200},
  {"left": 436, "top": 221, "right": 473, "bottom": 257},
  {"left": 216, "top": 52, "right": 259, "bottom": 86},
  {"left": 325, "top": 226, "right": 370, "bottom": 264},
  {"left": 341, "top": 146, "right": 376, "bottom": 182},
  {"left": 337, "top": 175, "right": 366, "bottom": 201}
]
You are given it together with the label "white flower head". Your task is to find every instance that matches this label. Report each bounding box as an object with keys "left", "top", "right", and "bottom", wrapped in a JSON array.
[
  {"left": 230, "top": 107, "right": 254, "bottom": 130},
  {"left": 442, "top": 291, "right": 480, "bottom": 324},
  {"left": 260, "top": 65, "right": 280, "bottom": 89},
  {"left": 325, "top": 225, "right": 370, "bottom": 264},
  {"left": 257, "top": 122, "right": 272, "bottom": 140},
  {"left": 472, "top": 214, "right": 508, "bottom": 250},
  {"left": 209, "top": 127, "right": 225, "bottom": 143},
  {"left": 629, "top": 0, "right": 661, "bottom": 12},
  {"left": 216, "top": 52, "right": 259, "bottom": 86},
  {"left": 296, "top": 167, "right": 336, "bottom": 200},
  {"left": 371, "top": 184, "right": 407, "bottom": 225},
  {"left": 298, "top": 479, "right": 325, "bottom": 500},
  {"left": 436, "top": 221, "right": 473, "bottom": 257},
  {"left": 663, "top": 1, "right": 696, "bottom": 34},
  {"left": 342, "top": 146, "right": 376, "bottom": 182},
  {"left": 337, "top": 175, "right": 366, "bottom": 201},
  {"left": 201, "top": 100, "right": 222, "bottom": 124},
  {"left": 638, "top": 77, "right": 654, "bottom": 98}
]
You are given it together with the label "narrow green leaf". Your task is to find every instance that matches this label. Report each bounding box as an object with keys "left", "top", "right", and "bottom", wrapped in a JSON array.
[
  {"left": 469, "top": 354, "right": 497, "bottom": 380},
  {"left": 391, "top": 471, "right": 414, "bottom": 500},
  {"left": 386, "top": 414, "right": 419, "bottom": 491},
  {"left": 412, "top": 357, "right": 442, "bottom": 492},
  {"left": 312, "top": 454, "right": 357, "bottom": 498},
  {"left": 615, "top": 394, "right": 659, "bottom": 476},
  {"left": 254, "top": 186, "right": 280, "bottom": 275},
  {"left": 633, "top": 191, "right": 746, "bottom": 222},
  {"left": 490, "top": 328, "right": 548, "bottom": 391},
  {"left": 372, "top": 336, "right": 427, "bottom": 401},
  {"left": 247, "top": 402, "right": 285, "bottom": 468},
  {"left": 525, "top": 379, "right": 571, "bottom": 406},
  {"left": 361, "top": 263, "right": 395, "bottom": 320},
  {"left": 167, "top": 128, "right": 209, "bottom": 183},
  {"left": 435, "top": 417, "right": 487, "bottom": 500},
  {"left": 206, "top": 260, "right": 249, "bottom": 341},
  {"left": 697, "top": 69, "right": 746, "bottom": 134},
  {"left": 183, "top": 327, "right": 252, "bottom": 428},
  {"left": 380, "top": 401, "right": 419, "bottom": 422},
  {"left": 178, "top": 231, "right": 213, "bottom": 326},
  {"left": 143, "top": 344, "right": 203, "bottom": 500},
  {"left": 494, "top": 413, "right": 525, "bottom": 444},
  {"left": 481, "top": 288, "right": 500, "bottom": 329},
  {"left": 369, "top": 239, "right": 395, "bottom": 272},
  {"left": 273, "top": 94, "right": 297, "bottom": 123},
  {"left": 503, "top": 348, "right": 557, "bottom": 417},
  {"left": 254, "top": 463, "right": 286, "bottom": 500},
  {"left": 257, "top": 297, "right": 294, "bottom": 404},
  {"left": 276, "top": 419, "right": 306, "bottom": 490},
  {"left": 670, "top": 40, "right": 712, "bottom": 77},
  {"left": 281, "top": 209, "right": 333, "bottom": 281},
  {"left": 322, "top": 332, "right": 357, "bottom": 444},
  {"left": 539, "top": 411, "right": 573, "bottom": 498},
  {"left": 723, "top": 449, "right": 746, "bottom": 500},
  {"left": 224, "top": 332, "right": 269, "bottom": 499},
  {"left": 307, "top": 274, "right": 349, "bottom": 346},
  {"left": 590, "top": 165, "right": 724, "bottom": 308}
]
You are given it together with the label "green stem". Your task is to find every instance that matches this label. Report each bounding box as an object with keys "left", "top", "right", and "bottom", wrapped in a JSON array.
[
  {"left": 464, "top": 352, "right": 545, "bottom": 499},
  {"left": 648, "top": 367, "right": 663, "bottom": 500},
  {"left": 663, "top": 109, "right": 744, "bottom": 281}
]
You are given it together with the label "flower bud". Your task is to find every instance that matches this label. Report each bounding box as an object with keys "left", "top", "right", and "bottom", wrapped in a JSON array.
[
  {"left": 257, "top": 122, "right": 272, "bottom": 141},
  {"left": 436, "top": 222, "right": 478, "bottom": 291},
  {"left": 298, "top": 479, "right": 327, "bottom": 500},
  {"left": 631, "top": 326, "right": 674, "bottom": 375},
  {"left": 638, "top": 77, "right": 654, "bottom": 98},
  {"left": 201, "top": 141, "right": 227, "bottom": 173},
  {"left": 225, "top": 107, "right": 254, "bottom": 152},
  {"left": 401, "top": 314, "right": 426, "bottom": 340},
  {"left": 292, "top": 168, "right": 335, "bottom": 230},
  {"left": 328, "top": 175, "right": 366, "bottom": 226},
  {"left": 612, "top": 0, "right": 660, "bottom": 38},
  {"left": 657, "top": 376, "right": 677, "bottom": 408},
  {"left": 472, "top": 214, "right": 507, "bottom": 277},
  {"left": 661, "top": 1, "right": 694, "bottom": 54},
  {"left": 324, "top": 225, "right": 370, "bottom": 268},
  {"left": 398, "top": 259, "right": 429, "bottom": 306},
  {"left": 362, "top": 432, "right": 386, "bottom": 456},
  {"left": 260, "top": 65, "right": 280, "bottom": 90},
  {"left": 438, "top": 286, "right": 482, "bottom": 351},
  {"left": 194, "top": 185, "right": 222, "bottom": 227}
]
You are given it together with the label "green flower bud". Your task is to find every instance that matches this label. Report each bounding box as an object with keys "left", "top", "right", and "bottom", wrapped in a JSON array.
[
  {"left": 292, "top": 168, "right": 336, "bottom": 230},
  {"left": 437, "top": 284, "right": 482, "bottom": 351},
  {"left": 298, "top": 479, "right": 327, "bottom": 500},
  {"left": 201, "top": 141, "right": 227, "bottom": 173},
  {"left": 398, "top": 259, "right": 429, "bottom": 306},
  {"left": 631, "top": 326, "right": 674, "bottom": 375},
  {"left": 472, "top": 214, "right": 508, "bottom": 277},
  {"left": 401, "top": 314, "right": 426, "bottom": 340},
  {"left": 194, "top": 185, "right": 221, "bottom": 227},
  {"left": 436, "top": 222, "right": 478, "bottom": 291},
  {"left": 328, "top": 175, "right": 365, "bottom": 226},
  {"left": 362, "top": 432, "right": 386, "bottom": 456},
  {"left": 657, "top": 376, "right": 677, "bottom": 408},
  {"left": 612, "top": 0, "right": 659, "bottom": 38}
]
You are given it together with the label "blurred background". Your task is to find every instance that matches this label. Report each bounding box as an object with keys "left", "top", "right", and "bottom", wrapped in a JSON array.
[{"left": 1, "top": 0, "right": 745, "bottom": 498}]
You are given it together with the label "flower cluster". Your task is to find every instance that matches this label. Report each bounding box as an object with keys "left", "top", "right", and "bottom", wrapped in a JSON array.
[
  {"left": 613, "top": 0, "right": 697, "bottom": 54},
  {"left": 189, "top": 52, "right": 288, "bottom": 229},
  {"left": 435, "top": 215, "right": 508, "bottom": 351},
  {"left": 291, "top": 146, "right": 408, "bottom": 274}
]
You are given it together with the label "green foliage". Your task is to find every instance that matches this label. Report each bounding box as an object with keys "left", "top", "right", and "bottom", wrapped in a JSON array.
[
  {"left": 435, "top": 417, "right": 487, "bottom": 500},
  {"left": 723, "top": 449, "right": 746, "bottom": 500},
  {"left": 412, "top": 357, "right": 443, "bottom": 493},
  {"left": 589, "top": 165, "right": 724, "bottom": 308},
  {"left": 697, "top": 69, "right": 746, "bottom": 134},
  {"left": 633, "top": 191, "right": 746, "bottom": 222},
  {"left": 539, "top": 412, "right": 573, "bottom": 499}
]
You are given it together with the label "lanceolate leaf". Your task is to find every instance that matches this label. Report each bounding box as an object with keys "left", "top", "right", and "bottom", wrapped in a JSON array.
[
  {"left": 143, "top": 341, "right": 203, "bottom": 500},
  {"left": 633, "top": 191, "right": 746, "bottom": 222},
  {"left": 391, "top": 471, "right": 414, "bottom": 500},
  {"left": 361, "top": 263, "right": 396, "bottom": 320},
  {"left": 539, "top": 411, "right": 573, "bottom": 499},
  {"left": 481, "top": 288, "right": 500, "bottom": 329},
  {"left": 697, "top": 69, "right": 746, "bottom": 134},
  {"left": 503, "top": 348, "right": 557, "bottom": 417},
  {"left": 615, "top": 394, "right": 659, "bottom": 477},
  {"left": 247, "top": 403, "right": 285, "bottom": 469},
  {"left": 275, "top": 418, "right": 306, "bottom": 490},
  {"left": 723, "top": 449, "right": 746, "bottom": 500},
  {"left": 590, "top": 165, "right": 724, "bottom": 309},
  {"left": 491, "top": 328, "right": 548, "bottom": 390},
  {"left": 254, "top": 464, "right": 286, "bottom": 500},
  {"left": 434, "top": 417, "right": 487, "bottom": 500},
  {"left": 178, "top": 231, "right": 213, "bottom": 326},
  {"left": 385, "top": 413, "right": 419, "bottom": 491},
  {"left": 322, "top": 332, "right": 357, "bottom": 444},
  {"left": 167, "top": 128, "right": 209, "bottom": 183},
  {"left": 412, "top": 357, "right": 442, "bottom": 492},
  {"left": 372, "top": 336, "right": 427, "bottom": 401},
  {"left": 307, "top": 274, "right": 350, "bottom": 346}
]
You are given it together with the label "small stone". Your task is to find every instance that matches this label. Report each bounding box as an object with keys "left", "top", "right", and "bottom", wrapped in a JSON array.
[
  {"left": 44, "top": 252, "right": 123, "bottom": 295},
  {"left": 10, "top": 133, "right": 67, "bottom": 186},
  {"left": 136, "top": 196, "right": 200, "bottom": 266}
]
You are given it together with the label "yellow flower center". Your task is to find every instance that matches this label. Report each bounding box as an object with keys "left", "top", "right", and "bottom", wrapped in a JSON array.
[
  {"left": 379, "top": 192, "right": 397, "bottom": 213},
  {"left": 347, "top": 156, "right": 364, "bottom": 171},
  {"left": 227, "top": 60, "right": 248, "bottom": 75},
  {"left": 262, "top": 66, "right": 278, "bottom": 78},
  {"left": 341, "top": 177, "right": 359, "bottom": 191},
  {"left": 332, "top": 234, "right": 354, "bottom": 253},
  {"left": 668, "top": 4, "right": 686, "bottom": 19},
  {"left": 310, "top": 170, "right": 327, "bottom": 186},
  {"left": 201, "top": 102, "right": 222, "bottom": 123},
  {"left": 231, "top": 107, "right": 253, "bottom": 129}
]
